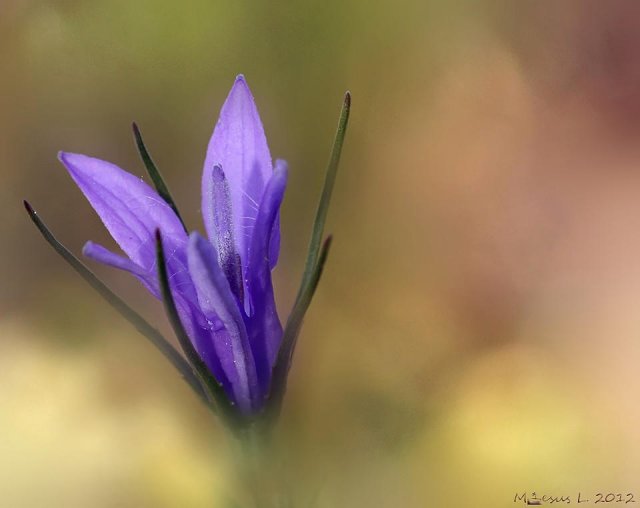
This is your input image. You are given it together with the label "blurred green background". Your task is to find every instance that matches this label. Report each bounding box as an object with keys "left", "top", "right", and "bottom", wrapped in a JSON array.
[{"left": 4, "top": 1, "right": 640, "bottom": 506}]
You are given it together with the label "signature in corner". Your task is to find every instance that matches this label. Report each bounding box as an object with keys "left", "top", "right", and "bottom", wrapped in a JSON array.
[{"left": 514, "top": 492, "right": 570, "bottom": 505}]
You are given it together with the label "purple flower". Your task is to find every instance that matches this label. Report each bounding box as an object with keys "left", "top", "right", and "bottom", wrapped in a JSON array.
[
  {"left": 59, "top": 76, "right": 286, "bottom": 415},
  {"left": 26, "top": 75, "right": 349, "bottom": 426}
]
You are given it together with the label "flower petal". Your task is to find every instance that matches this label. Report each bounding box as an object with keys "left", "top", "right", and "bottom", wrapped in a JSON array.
[
  {"left": 83, "top": 240, "right": 158, "bottom": 295},
  {"left": 59, "top": 151, "right": 187, "bottom": 271},
  {"left": 246, "top": 160, "right": 288, "bottom": 392},
  {"left": 60, "top": 151, "right": 202, "bottom": 307},
  {"left": 62, "top": 153, "right": 221, "bottom": 384},
  {"left": 202, "top": 75, "right": 274, "bottom": 285},
  {"left": 269, "top": 213, "right": 280, "bottom": 270},
  {"left": 187, "top": 232, "right": 259, "bottom": 413}
]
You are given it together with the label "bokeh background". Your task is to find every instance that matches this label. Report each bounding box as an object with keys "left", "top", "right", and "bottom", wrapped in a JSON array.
[{"left": 4, "top": 1, "right": 640, "bottom": 506}]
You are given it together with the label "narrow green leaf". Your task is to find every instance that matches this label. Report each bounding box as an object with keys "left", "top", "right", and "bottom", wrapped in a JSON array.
[
  {"left": 132, "top": 122, "right": 187, "bottom": 232},
  {"left": 23, "top": 200, "right": 207, "bottom": 405},
  {"left": 265, "top": 91, "right": 351, "bottom": 422},
  {"left": 266, "top": 235, "right": 332, "bottom": 421},
  {"left": 155, "top": 230, "right": 243, "bottom": 426},
  {"left": 299, "top": 91, "right": 350, "bottom": 292}
]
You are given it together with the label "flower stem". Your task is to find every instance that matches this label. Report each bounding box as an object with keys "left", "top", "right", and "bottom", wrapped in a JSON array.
[{"left": 230, "top": 423, "right": 288, "bottom": 508}]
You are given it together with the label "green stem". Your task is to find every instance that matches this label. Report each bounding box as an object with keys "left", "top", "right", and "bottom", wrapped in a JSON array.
[{"left": 230, "top": 424, "right": 286, "bottom": 508}]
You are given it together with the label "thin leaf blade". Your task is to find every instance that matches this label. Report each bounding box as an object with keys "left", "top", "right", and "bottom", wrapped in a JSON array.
[
  {"left": 266, "top": 235, "right": 332, "bottom": 420},
  {"left": 265, "top": 91, "right": 351, "bottom": 420},
  {"left": 23, "top": 200, "right": 207, "bottom": 405},
  {"left": 132, "top": 122, "right": 187, "bottom": 232},
  {"left": 299, "top": 91, "right": 350, "bottom": 291}
]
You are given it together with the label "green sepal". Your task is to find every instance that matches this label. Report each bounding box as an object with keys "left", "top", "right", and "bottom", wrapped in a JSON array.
[
  {"left": 132, "top": 122, "right": 187, "bottom": 232},
  {"left": 264, "top": 91, "right": 351, "bottom": 421},
  {"left": 23, "top": 200, "right": 207, "bottom": 405},
  {"left": 154, "top": 230, "right": 245, "bottom": 428},
  {"left": 266, "top": 235, "right": 332, "bottom": 421},
  {"left": 299, "top": 91, "right": 350, "bottom": 290}
]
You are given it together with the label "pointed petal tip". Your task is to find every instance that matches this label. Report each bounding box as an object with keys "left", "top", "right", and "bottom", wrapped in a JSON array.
[
  {"left": 57, "top": 151, "right": 83, "bottom": 168},
  {"left": 274, "top": 158, "right": 288, "bottom": 170},
  {"left": 188, "top": 230, "right": 205, "bottom": 245},
  {"left": 81, "top": 240, "right": 101, "bottom": 258},
  {"left": 188, "top": 231, "right": 218, "bottom": 263},
  {"left": 273, "top": 159, "right": 289, "bottom": 179},
  {"left": 230, "top": 74, "right": 253, "bottom": 97}
]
